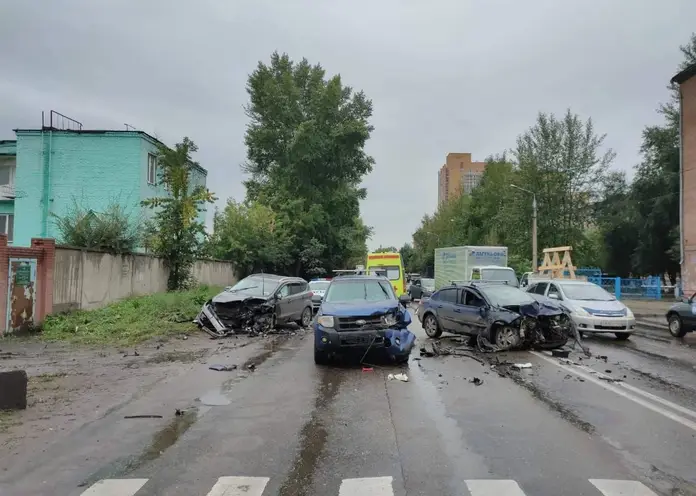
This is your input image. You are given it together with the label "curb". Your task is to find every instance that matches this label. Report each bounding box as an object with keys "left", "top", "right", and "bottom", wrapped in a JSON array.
[{"left": 635, "top": 319, "right": 668, "bottom": 332}]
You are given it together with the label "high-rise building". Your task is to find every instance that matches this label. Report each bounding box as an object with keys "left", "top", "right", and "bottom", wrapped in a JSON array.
[{"left": 437, "top": 153, "right": 486, "bottom": 204}]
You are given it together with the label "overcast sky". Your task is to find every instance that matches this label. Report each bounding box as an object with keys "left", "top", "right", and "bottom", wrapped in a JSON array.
[{"left": 1, "top": 0, "right": 694, "bottom": 250}]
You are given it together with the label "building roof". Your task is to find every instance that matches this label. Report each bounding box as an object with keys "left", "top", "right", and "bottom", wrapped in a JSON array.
[
  {"left": 12, "top": 128, "right": 207, "bottom": 175},
  {"left": 671, "top": 62, "right": 696, "bottom": 85}
]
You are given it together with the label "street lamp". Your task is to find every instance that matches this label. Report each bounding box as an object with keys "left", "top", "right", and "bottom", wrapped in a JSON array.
[{"left": 510, "top": 184, "right": 538, "bottom": 273}]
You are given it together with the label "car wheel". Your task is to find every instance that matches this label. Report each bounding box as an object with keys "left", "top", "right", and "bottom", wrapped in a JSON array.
[
  {"left": 314, "top": 347, "right": 329, "bottom": 365},
  {"left": 668, "top": 313, "right": 687, "bottom": 338},
  {"left": 493, "top": 325, "right": 521, "bottom": 350},
  {"left": 614, "top": 332, "right": 631, "bottom": 340},
  {"left": 298, "top": 307, "right": 312, "bottom": 328},
  {"left": 423, "top": 314, "right": 442, "bottom": 338}
]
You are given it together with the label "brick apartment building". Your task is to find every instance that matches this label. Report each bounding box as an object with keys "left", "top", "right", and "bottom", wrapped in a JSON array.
[
  {"left": 672, "top": 63, "right": 696, "bottom": 295},
  {"left": 437, "top": 152, "right": 486, "bottom": 204}
]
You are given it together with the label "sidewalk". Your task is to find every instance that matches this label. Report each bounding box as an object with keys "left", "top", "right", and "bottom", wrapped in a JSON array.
[{"left": 623, "top": 299, "right": 677, "bottom": 317}]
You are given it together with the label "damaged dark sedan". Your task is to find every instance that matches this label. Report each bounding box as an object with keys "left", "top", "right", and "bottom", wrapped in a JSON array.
[
  {"left": 195, "top": 274, "right": 314, "bottom": 337},
  {"left": 417, "top": 282, "right": 574, "bottom": 350}
]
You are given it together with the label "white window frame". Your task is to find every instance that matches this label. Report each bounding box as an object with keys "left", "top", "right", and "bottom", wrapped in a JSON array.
[
  {"left": 0, "top": 213, "right": 14, "bottom": 243},
  {"left": 0, "top": 159, "right": 15, "bottom": 187},
  {"left": 147, "top": 153, "right": 157, "bottom": 185}
]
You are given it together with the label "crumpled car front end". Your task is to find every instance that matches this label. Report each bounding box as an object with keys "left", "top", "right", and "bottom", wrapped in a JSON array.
[
  {"left": 314, "top": 302, "right": 416, "bottom": 362},
  {"left": 195, "top": 292, "right": 275, "bottom": 337}
]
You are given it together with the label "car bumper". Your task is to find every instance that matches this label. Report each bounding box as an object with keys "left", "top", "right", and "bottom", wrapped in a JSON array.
[
  {"left": 571, "top": 314, "right": 637, "bottom": 333},
  {"left": 314, "top": 326, "right": 416, "bottom": 358}
]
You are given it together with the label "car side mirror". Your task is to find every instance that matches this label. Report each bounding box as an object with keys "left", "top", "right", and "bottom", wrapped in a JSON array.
[
  {"left": 548, "top": 293, "right": 559, "bottom": 300},
  {"left": 399, "top": 294, "right": 412, "bottom": 305},
  {"left": 275, "top": 293, "right": 283, "bottom": 300}
]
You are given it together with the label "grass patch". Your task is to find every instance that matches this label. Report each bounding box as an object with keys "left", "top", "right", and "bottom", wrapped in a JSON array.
[
  {"left": 0, "top": 410, "right": 20, "bottom": 433},
  {"left": 41, "top": 285, "right": 222, "bottom": 346}
]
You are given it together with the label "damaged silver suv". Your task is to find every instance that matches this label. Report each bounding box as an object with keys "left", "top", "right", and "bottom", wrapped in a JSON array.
[{"left": 196, "top": 274, "right": 314, "bottom": 337}]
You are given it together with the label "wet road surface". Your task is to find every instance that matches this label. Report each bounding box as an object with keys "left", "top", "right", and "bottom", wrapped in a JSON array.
[{"left": 3, "top": 313, "right": 696, "bottom": 496}]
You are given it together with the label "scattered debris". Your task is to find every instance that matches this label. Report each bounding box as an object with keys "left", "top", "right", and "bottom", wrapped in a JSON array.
[
  {"left": 388, "top": 373, "right": 409, "bottom": 382},
  {"left": 175, "top": 409, "right": 184, "bottom": 416},
  {"left": 596, "top": 355, "right": 608, "bottom": 362},
  {"left": 246, "top": 363, "right": 256, "bottom": 371},
  {"left": 599, "top": 376, "right": 622, "bottom": 383},
  {"left": 195, "top": 290, "right": 278, "bottom": 338},
  {"left": 470, "top": 377, "right": 483, "bottom": 386},
  {"left": 605, "top": 369, "right": 612, "bottom": 374},
  {"left": 552, "top": 349, "right": 570, "bottom": 358},
  {"left": 362, "top": 367, "right": 374, "bottom": 372},
  {"left": 512, "top": 363, "right": 533, "bottom": 369},
  {"left": 419, "top": 342, "right": 484, "bottom": 363},
  {"left": 124, "top": 415, "right": 163, "bottom": 419},
  {"left": 209, "top": 364, "right": 238, "bottom": 372}
]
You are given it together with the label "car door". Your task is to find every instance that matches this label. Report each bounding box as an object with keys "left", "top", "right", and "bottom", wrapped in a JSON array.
[
  {"left": 456, "top": 289, "right": 487, "bottom": 335},
  {"left": 410, "top": 279, "right": 423, "bottom": 299},
  {"left": 275, "top": 283, "right": 292, "bottom": 321},
  {"left": 433, "top": 288, "right": 458, "bottom": 331},
  {"left": 546, "top": 283, "right": 562, "bottom": 301},
  {"left": 287, "top": 282, "right": 307, "bottom": 319}
]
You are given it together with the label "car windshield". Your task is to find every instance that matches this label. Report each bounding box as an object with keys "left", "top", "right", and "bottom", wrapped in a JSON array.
[
  {"left": 309, "top": 281, "right": 330, "bottom": 291},
  {"left": 421, "top": 278, "right": 435, "bottom": 290},
  {"left": 369, "top": 266, "right": 400, "bottom": 281},
  {"left": 481, "top": 268, "right": 518, "bottom": 287},
  {"left": 226, "top": 276, "right": 277, "bottom": 297},
  {"left": 560, "top": 283, "right": 615, "bottom": 301},
  {"left": 481, "top": 285, "right": 535, "bottom": 307},
  {"left": 324, "top": 280, "right": 395, "bottom": 303}
]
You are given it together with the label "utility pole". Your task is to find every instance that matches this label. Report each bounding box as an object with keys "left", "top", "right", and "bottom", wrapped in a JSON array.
[{"left": 511, "top": 184, "right": 538, "bottom": 273}]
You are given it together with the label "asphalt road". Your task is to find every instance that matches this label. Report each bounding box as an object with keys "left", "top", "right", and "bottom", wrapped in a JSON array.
[{"left": 4, "top": 312, "right": 696, "bottom": 496}]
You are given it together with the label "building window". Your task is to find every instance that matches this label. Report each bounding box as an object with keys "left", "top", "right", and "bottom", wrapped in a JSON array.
[
  {"left": 0, "top": 214, "right": 14, "bottom": 243},
  {"left": 0, "top": 166, "right": 12, "bottom": 186},
  {"left": 147, "top": 154, "right": 157, "bottom": 185},
  {"left": 462, "top": 171, "right": 482, "bottom": 194}
]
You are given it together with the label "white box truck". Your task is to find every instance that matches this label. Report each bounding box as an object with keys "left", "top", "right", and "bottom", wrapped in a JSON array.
[{"left": 434, "top": 246, "right": 517, "bottom": 290}]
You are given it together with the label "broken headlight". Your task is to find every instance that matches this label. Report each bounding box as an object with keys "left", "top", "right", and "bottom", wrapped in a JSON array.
[
  {"left": 317, "top": 315, "right": 335, "bottom": 328},
  {"left": 381, "top": 313, "right": 398, "bottom": 327}
]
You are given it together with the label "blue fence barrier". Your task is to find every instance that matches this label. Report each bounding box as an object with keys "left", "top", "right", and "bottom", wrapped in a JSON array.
[{"left": 586, "top": 275, "right": 662, "bottom": 300}]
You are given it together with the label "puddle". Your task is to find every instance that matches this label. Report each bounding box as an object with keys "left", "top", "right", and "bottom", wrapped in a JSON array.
[
  {"left": 199, "top": 390, "right": 231, "bottom": 406},
  {"left": 78, "top": 408, "right": 200, "bottom": 486},
  {"left": 277, "top": 366, "right": 344, "bottom": 496}
]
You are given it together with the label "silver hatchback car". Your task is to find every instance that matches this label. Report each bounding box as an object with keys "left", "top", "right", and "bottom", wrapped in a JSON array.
[{"left": 525, "top": 280, "right": 636, "bottom": 340}]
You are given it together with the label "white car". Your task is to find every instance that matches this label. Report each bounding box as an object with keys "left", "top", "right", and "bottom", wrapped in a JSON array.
[
  {"left": 309, "top": 279, "right": 330, "bottom": 313},
  {"left": 525, "top": 280, "right": 636, "bottom": 340}
]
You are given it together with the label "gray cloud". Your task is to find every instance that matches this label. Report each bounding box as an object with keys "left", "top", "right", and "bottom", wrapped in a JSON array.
[{"left": 1, "top": 0, "right": 694, "bottom": 250}]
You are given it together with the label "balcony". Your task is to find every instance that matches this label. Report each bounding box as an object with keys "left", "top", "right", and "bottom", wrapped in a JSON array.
[{"left": 0, "top": 184, "right": 15, "bottom": 200}]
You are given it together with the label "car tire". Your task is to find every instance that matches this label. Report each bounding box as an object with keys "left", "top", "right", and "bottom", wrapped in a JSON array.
[
  {"left": 492, "top": 325, "right": 521, "bottom": 350},
  {"left": 314, "top": 347, "right": 329, "bottom": 365},
  {"left": 297, "top": 307, "right": 312, "bottom": 328},
  {"left": 614, "top": 332, "right": 631, "bottom": 340},
  {"left": 668, "top": 313, "right": 687, "bottom": 338},
  {"left": 423, "top": 313, "right": 442, "bottom": 338}
]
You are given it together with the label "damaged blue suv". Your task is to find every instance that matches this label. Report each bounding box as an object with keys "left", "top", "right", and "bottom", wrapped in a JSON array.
[{"left": 313, "top": 275, "right": 416, "bottom": 365}]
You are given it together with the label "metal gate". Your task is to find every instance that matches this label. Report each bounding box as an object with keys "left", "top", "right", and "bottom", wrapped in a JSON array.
[{"left": 7, "top": 258, "right": 37, "bottom": 332}]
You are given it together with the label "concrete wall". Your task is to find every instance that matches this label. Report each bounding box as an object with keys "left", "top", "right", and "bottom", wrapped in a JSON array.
[{"left": 52, "top": 246, "right": 237, "bottom": 312}]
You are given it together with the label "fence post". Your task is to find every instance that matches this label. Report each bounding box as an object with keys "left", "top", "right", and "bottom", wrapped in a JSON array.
[
  {"left": 656, "top": 276, "right": 662, "bottom": 300},
  {"left": 615, "top": 277, "right": 621, "bottom": 300}
]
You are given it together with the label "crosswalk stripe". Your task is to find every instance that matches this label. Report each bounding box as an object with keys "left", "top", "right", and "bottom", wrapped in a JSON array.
[
  {"left": 206, "top": 476, "right": 270, "bottom": 496},
  {"left": 338, "top": 476, "right": 394, "bottom": 496},
  {"left": 465, "top": 479, "right": 526, "bottom": 496},
  {"left": 79, "top": 478, "right": 148, "bottom": 496},
  {"left": 589, "top": 479, "right": 658, "bottom": 496}
]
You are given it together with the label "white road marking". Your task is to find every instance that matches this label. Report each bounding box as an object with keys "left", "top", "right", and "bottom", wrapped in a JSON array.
[
  {"left": 530, "top": 351, "right": 696, "bottom": 433},
  {"left": 589, "top": 478, "right": 658, "bottom": 495},
  {"left": 465, "top": 479, "right": 526, "bottom": 496},
  {"left": 80, "top": 478, "right": 148, "bottom": 496},
  {"left": 206, "top": 476, "right": 270, "bottom": 496},
  {"left": 338, "top": 476, "right": 394, "bottom": 496}
]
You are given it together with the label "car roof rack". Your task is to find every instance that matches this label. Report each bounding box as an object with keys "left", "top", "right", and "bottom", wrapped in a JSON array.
[{"left": 450, "top": 280, "right": 510, "bottom": 286}]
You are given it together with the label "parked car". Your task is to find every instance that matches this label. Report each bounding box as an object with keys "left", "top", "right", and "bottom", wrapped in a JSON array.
[
  {"left": 665, "top": 293, "right": 696, "bottom": 337},
  {"left": 417, "top": 281, "right": 572, "bottom": 350},
  {"left": 196, "top": 274, "right": 314, "bottom": 337},
  {"left": 309, "top": 278, "right": 330, "bottom": 313},
  {"left": 408, "top": 277, "right": 435, "bottom": 300},
  {"left": 525, "top": 280, "right": 635, "bottom": 340},
  {"left": 313, "top": 275, "right": 415, "bottom": 364}
]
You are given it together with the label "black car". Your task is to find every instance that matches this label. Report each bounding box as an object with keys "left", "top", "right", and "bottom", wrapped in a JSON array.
[
  {"left": 408, "top": 277, "right": 435, "bottom": 300},
  {"left": 666, "top": 293, "right": 696, "bottom": 337},
  {"left": 196, "top": 274, "right": 314, "bottom": 336},
  {"left": 416, "top": 281, "right": 573, "bottom": 350}
]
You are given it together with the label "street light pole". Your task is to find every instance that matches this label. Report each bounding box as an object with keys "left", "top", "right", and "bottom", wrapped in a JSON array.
[{"left": 511, "top": 184, "right": 538, "bottom": 273}]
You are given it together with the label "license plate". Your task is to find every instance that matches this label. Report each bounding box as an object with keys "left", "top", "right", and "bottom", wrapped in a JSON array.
[{"left": 599, "top": 319, "right": 623, "bottom": 327}]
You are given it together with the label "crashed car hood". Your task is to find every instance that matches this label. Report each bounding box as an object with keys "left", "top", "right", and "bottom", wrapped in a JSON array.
[
  {"left": 321, "top": 301, "right": 400, "bottom": 317},
  {"left": 212, "top": 291, "right": 270, "bottom": 304},
  {"left": 500, "top": 294, "right": 564, "bottom": 317}
]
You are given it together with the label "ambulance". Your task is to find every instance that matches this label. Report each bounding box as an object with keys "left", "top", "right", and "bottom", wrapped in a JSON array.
[{"left": 365, "top": 252, "right": 406, "bottom": 297}]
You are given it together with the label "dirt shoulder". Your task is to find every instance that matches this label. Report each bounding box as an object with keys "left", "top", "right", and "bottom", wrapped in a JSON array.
[{"left": 0, "top": 329, "right": 297, "bottom": 474}]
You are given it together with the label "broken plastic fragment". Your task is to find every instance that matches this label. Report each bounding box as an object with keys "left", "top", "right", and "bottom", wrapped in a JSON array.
[
  {"left": 512, "top": 363, "right": 533, "bottom": 369},
  {"left": 387, "top": 373, "right": 409, "bottom": 382}
]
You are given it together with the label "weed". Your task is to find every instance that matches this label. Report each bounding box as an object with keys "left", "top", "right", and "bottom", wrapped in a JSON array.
[{"left": 41, "top": 285, "right": 222, "bottom": 346}]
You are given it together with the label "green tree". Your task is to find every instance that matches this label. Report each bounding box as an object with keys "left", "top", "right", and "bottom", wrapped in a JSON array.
[
  {"left": 375, "top": 246, "right": 398, "bottom": 253},
  {"left": 208, "top": 199, "right": 292, "bottom": 277},
  {"left": 243, "top": 52, "right": 373, "bottom": 277},
  {"left": 142, "top": 137, "right": 216, "bottom": 290}
]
